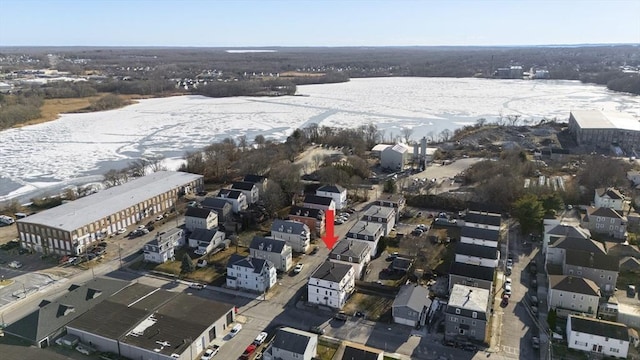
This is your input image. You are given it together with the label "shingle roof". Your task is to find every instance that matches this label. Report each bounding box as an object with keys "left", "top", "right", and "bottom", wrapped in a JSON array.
[
  {"left": 564, "top": 249, "right": 619, "bottom": 272},
  {"left": 569, "top": 315, "right": 629, "bottom": 341},
  {"left": 16, "top": 171, "right": 202, "bottom": 232},
  {"left": 392, "top": 257, "right": 412, "bottom": 271},
  {"left": 596, "top": 187, "right": 624, "bottom": 200},
  {"left": 464, "top": 211, "right": 502, "bottom": 227},
  {"left": 271, "top": 219, "right": 309, "bottom": 235},
  {"left": 201, "top": 197, "right": 232, "bottom": 210},
  {"left": 232, "top": 181, "right": 257, "bottom": 191},
  {"left": 341, "top": 343, "right": 384, "bottom": 360},
  {"left": 586, "top": 207, "right": 626, "bottom": 220},
  {"left": 549, "top": 275, "right": 600, "bottom": 296},
  {"left": 250, "top": 236, "right": 288, "bottom": 254},
  {"left": 460, "top": 227, "right": 500, "bottom": 242},
  {"left": 303, "top": 195, "right": 334, "bottom": 206},
  {"left": 184, "top": 207, "right": 214, "bottom": 219},
  {"left": 393, "top": 284, "right": 431, "bottom": 313},
  {"left": 550, "top": 236, "right": 606, "bottom": 255},
  {"left": 3, "top": 277, "right": 129, "bottom": 343},
  {"left": 272, "top": 327, "right": 315, "bottom": 355},
  {"left": 317, "top": 184, "right": 346, "bottom": 193},
  {"left": 620, "top": 256, "right": 640, "bottom": 271},
  {"left": 217, "top": 188, "right": 244, "bottom": 199},
  {"left": 310, "top": 261, "right": 352, "bottom": 283},
  {"left": 348, "top": 221, "right": 383, "bottom": 237},
  {"left": 362, "top": 205, "right": 395, "bottom": 219},
  {"left": 546, "top": 223, "right": 591, "bottom": 239},
  {"left": 456, "top": 242, "right": 499, "bottom": 259},
  {"left": 449, "top": 262, "right": 495, "bottom": 281},
  {"left": 227, "top": 254, "right": 272, "bottom": 273},
  {"left": 289, "top": 205, "right": 324, "bottom": 219},
  {"left": 189, "top": 228, "right": 222, "bottom": 243},
  {"left": 329, "top": 240, "right": 369, "bottom": 260}
]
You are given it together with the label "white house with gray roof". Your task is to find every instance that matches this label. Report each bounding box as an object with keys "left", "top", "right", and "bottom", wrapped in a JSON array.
[
  {"left": 462, "top": 211, "right": 501, "bottom": 231},
  {"left": 346, "top": 221, "right": 384, "bottom": 257},
  {"left": 316, "top": 184, "right": 347, "bottom": 210},
  {"left": 184, "top": 207, "right": 218, "bottom": 231},
  {"left": 231, "top": 181, "right": 260, "bottom": 204},
  {"left": 226, "top": 254, "right": 277, "bottom": 293},
  {"left": 543, "top": 220, "right": 592, "bottom": 256},
  {"left": 454, "top": 242, "right": 499, "bottom": 268},
  {"left": 270, "top": 219, "right": 311, "bottom": 253},
  {"left": 392, "top": 284, "right": 432, "bottom": 327},
  {"left": 445, "top": 284, "right": 491, "bottom": 343},
  {"left": 216, "top": 189, "right": 247, "bottom": 213},
  {"left": 460, "top": 227, "right": 500, "bottom": 248},
  {"left": 546, "top": 234, "right": 605, "bottom": 267},
  {"left": 16, "top": 171, "right": 202, "bottom": 255},
  {"left": 263, "top": 327, "right": 317, "bottom": 360},
  {"left": 308, "top": 261, "right": 355, "bottom": 309},
  {"left": 362, "top": 205, "right": 396, "bottom": 235},
  {"left": 594, "top": 187, "right": 626, "bottom": 211},
  {"left": 249, "top": 236, "right": 292, "bottom": 272},
  {"left": 548, "top": 275, "right": 600, "bottom": 319},
  {"left": 143, "top": 228, "right": 184, "bottom": 263},
  {"left": 188, "top": 228, "right": 225, "bottom": 255},
  {"left": 329, "top": 240, "right": 370, "bottom": 279},
  {"left": 567, "top": 315, "right": 629, "bottom": 358},
  {"left": 563, "top": 249, "right": 619, "bottom": 294}
]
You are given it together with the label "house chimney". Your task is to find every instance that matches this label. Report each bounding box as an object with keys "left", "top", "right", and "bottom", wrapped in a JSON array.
[
  {"left": 467, "top": 289, "right": 473, "bottom": 298},
  {"left": 568, "top": 276, "right": 572, "bottom": 284},
  {"left": 589, "top": 252, "right": 594, "bottom": 267}
]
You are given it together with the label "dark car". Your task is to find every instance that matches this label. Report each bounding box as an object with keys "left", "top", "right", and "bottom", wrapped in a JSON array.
[
  {"left": 334, "top": 312, "right": 348, "bottom": 321},
  {"left": 463, "top": 344, "right": 478, "bottom": 352},
  {"left": 310, "top": 326, "right": 325, "bottom": 335},
  {"left": 443, "top": 339, "right": 456, "bottom": 347},
  {"left": 310, "top": 246, "right": 319, "bottom": 255},
  {"left": 197, "top": 191, "right": 207, "bottom": 196}
]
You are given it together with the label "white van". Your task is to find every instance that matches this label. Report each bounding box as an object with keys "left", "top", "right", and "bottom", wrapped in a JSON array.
[{"left": 229, "top": 324, "right": 242, "bottom": 338}]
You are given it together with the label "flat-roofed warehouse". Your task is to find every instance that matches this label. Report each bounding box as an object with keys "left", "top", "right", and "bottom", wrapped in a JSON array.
[
  {"left": 16, "top": 171, "right": 203, "bottom": 255},
  {"left": 568, "top": 110, "right": 640, "bottom": 151}
]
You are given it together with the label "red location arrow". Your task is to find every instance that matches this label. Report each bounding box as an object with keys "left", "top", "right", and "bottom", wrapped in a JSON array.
[{"left": 322, "top": 209, "right": 339, "bottom": 250}]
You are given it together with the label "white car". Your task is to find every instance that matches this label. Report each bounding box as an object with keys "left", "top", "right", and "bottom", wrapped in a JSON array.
[
  {"left": 155, "top": 215, "right": 164, "bottom": 221},
  {"left": 504, "top": 283, "right": 512, "bottom": 297},
  {"left": 189, "top": 283, "right": 206, "bottom": 290},
  {"left": 194, "top": 248, "right": 207, "bottom": 256},
  {"left": 293, "top": 263, "right": 304, "bottom": 274},
  {"left": 137, "top": 225, "right": 146, "bottom": 231},
  {"left": 229, "top": 324, "right": 242, "bottom": 338},
  {"left": 506, "top": 258, "right": 513, "bottom": 267},
  {"left": 253, "top": 331, "right": 268, "bottom": 345},
  {"left": 504, "top": 277, "right": 512, "bottom": 286},
  {"left": 117, "top": 228, "right": 126, "bottom": 234},
  {"left": 200, "top": 347, "right": 217, "bottom": 360},
  {"left": 8, "top": 260, "right": 23, "bottom": 269}
]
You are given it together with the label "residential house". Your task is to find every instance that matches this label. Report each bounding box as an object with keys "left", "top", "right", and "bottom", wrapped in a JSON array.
[
  {"left": 392, "top": 284, "right": 432, "bottom": 327},
  {"left": 337, "top": 342, "right": 384, "bottom": 360},
  {"left": 392, "top": 257, "right": 413, "bottom": 273},
  {"left": 263, "top": 327, "right": 317, "bottom": 360},
  {"left": 249, "top": 236, "right": 293, "bottom": 272},
  {"left": 184, "top": 207, "right": 218, "bottom": 232},
  {"left": 2, "top": 278, "right": 129, "bottom": 348},
  {"left": 381, "top": 143, "right": 411, "bottom": 171},
  {"left": 231, "top": 181, "right": 260, "bottom": 204},
  {"left": 270, "top": 219, "right": 311, "bottom": 253},
  {"left": 594, "top": 187, "right": 626, "bottom": 211},
  {"left": 243, "top": 174, "right": 268, "bottom": 195},
  {"left": 598, "top": 297, "right": 619, "bottom": 322},
  {"left": 188, "top": 228, "right": 225, "bottom": 255},
  {"left": 345, "top": 221, "right": 384, "bottom": 257},
  {"left": 302, "top": 194, "right": 335, "bottom": 212},
  {"left": 462, "top": 211, "right": 501, "bottom": 231},
  {"left": 445, "top": 284, "right": 491, "bottom": 343},
  {"left": 460, "top": 227, "right": 500, "bottom": 248},
  {"left": 361, "top": 205, "right": 396, "bottom": 236},
  {"left": 307, "top": 261, "right": 355, "bottom": 309},
  {"left": 619, "top": 256, "right": 640, "bottom": 272},
  {"left": 226, "top": 254, "right": 277, "bottom": 293},
  {"left": 628, "top": 171, "right": 640, "bottom": 187},
  {"left": 606, "top": 241, "right": 640, "bottom": 259},
  {"left": 288, "top": 206, "right": 325, "bottom": 238},
  {"left": 543, "top": 220, "right": 591, "bottom": 257},
  {"left": 143, "top": 228, "right": 185, "bottom": 263},
  {"left": 216, "top": 189, "right": 248, "bottom": 213},
  {"left": 454, "top": 242, "right": 500, "bottom": 268},
  {"left": 328, "top": 240, "right": 370, "bottom": 279},
  {"left": 548, "top": 275, "right": 600, "bottom": 318},
  {"left": 316, "top": 184, "right": 347, "bottom": 210},
  {"left": 546, "top": 234, "right": 606, "bottom": 267},
  {"left": 563, "top": 249, "right": 619, "bottom": 294},
  {"left": 567, "top": 315, "right": 629, "bottom": 358},
  {"left": 583, "top": 207, "right": 628, "bottom": 240},
  {"left": 449, "top": 262, "right": 495, "bottom": 292},
  {"left": 374, "top": 194, "right": 406, "bottom": 221},
  {"left": 200, "top": 197, "right": 232, "bottom": 222}
]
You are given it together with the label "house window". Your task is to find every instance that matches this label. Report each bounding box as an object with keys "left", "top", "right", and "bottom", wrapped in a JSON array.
[
  {"left": 610, "top": 348, "right": 619, "bottom": 353},
  {"left": 472, "top": 321, "right": 476, "bottom": 326},
  {"left": 455, "top": 309, "right": 461, "bottom": 314},
  {"left": 337, "top": 255, "right": 341, "bottom": 260},
  {"left": 472, "top": 312, "right": 477, "bottom": 318},
  {"left": 349, "top": 257, "right": 353, "bottom": 262}
]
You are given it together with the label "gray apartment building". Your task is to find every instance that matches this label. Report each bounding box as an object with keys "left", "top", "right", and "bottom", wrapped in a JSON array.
[{"left": 445, "top": 284, "right": 491, "bottom": 343}]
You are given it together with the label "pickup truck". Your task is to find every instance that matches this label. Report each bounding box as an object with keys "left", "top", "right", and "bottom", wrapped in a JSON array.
[{"left": 200, "top": 344, "right": 220, "bottom": 360}]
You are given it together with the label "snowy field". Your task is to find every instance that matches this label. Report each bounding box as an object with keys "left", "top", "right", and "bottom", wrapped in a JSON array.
[{"left": 1, "top": 77, "right": 639, "bottom": 203}]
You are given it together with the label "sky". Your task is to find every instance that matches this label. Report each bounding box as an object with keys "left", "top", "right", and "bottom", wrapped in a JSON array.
[{"left": 0, "top": 0, "right": 639, "bottom": 47}]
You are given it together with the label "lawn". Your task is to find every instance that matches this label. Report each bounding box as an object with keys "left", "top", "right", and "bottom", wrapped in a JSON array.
[
  {"left": 316, "top": 339, "right": 339, "bottom": 360},
  {"left": 342, "top": 292, "right": 394, "bottom": 321}
]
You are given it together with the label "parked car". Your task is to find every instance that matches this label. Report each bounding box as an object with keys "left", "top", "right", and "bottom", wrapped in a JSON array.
[
  {"left": 504, "top": 277, "right": 512, "bottom": 286},
  {"left": 293, "top": 263, "right": 304, "bottom": 274},
  {"left": 505, "top": 265, "right": 513, "bottom": 275},
  {"left": 628, "top": 285, "right": 637, "bottom": 297},
  {"left": 504, "top": 284, "right": 512, "bottom": 297},
  {"left": 253, "top": 332, "right": 268, "bottom": 345},
  {"left": 189, "top": 283, "right": 206, "bottom": 290},
  {"left": 200, "top": 345, "right": 219, "bottom": 360},
  {"left": 137, "top": 225, "right": 146, "bottom": 230},
  {"left": 501, "top": 294, "right": 509, "bottom": 307},
  {"left": 117, "top": 228, "right": 126, "bottom": 234},
  {"left": 241, "top": 344, "right": 257, "bottom": 360},
  {"left": 229, "top": 324, "right": 242, "bottom": 338},
  {"left": 506, "top": 258, "right": 513, "bottom": 267},
  {"left": 334, "top": 312, "right": 348, "bottom": 321},
  {"left": 310, "top": 326, "right": 325, "bottom": 335},
  {"left": 155, "top": 215, "right": 164, "bottom": 221},
  {"left": 8, "top": 260, "right": 23, "bottom": 269},
  {"left": 310, "top": 246, "right": 319, "bottom": 255},
  {"left": 195, "top": 248, "right": 207, "bottom": 256}
]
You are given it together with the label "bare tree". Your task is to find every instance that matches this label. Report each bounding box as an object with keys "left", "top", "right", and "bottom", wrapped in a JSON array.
[
  {"left": 507, "top": 115, "right": 521, "bottom": 127},
  {"left": 128, "top": 158, "right": 149, "bottom": 177},
  {"left": 426, "top": 130, "right": 435, "bottom": 142},
  {"left": 476, "top": 118, "right": 487, "bottom": 127},
  {"left": 238, "top": 135, "right": 247, "bottom": 151},
  {"left": 439, "top": 128, "right": 452, "bottom": 142},
  {"left": 401, "top": 127, "right": 413, "bottom": 144},
  {"left": 254, "top": 134, "right": 266, "bottom": 148},
  {"left": 148, "top": 156, "right": 167, "bottom": 172}
]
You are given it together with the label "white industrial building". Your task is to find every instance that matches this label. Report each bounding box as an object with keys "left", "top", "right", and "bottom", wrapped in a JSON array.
[
  {"left": 380, "top": 143, "right": 411, "bottom": 171},
  {"left": 16, "top": 171, "right": 203, "bottom": 255},
  {"left": 568, "top": 110, "right": 640, "bottom": 152}
]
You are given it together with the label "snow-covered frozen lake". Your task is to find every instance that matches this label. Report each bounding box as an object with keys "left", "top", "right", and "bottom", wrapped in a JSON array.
[{"left": 1, "top": 77, "right": 639, "bottom": 203}]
